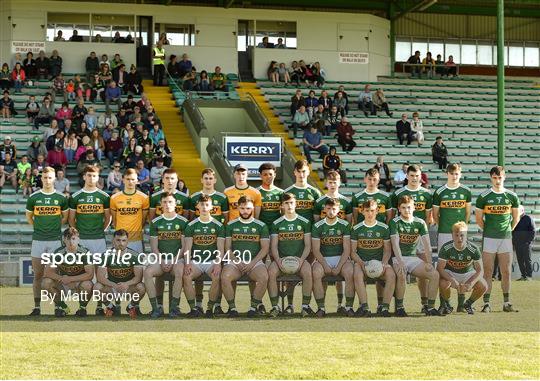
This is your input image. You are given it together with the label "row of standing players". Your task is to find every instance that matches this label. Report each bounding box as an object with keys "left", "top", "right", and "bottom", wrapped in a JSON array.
[{"left": 26, "top": 160, "right": 520, "bottom": 318}]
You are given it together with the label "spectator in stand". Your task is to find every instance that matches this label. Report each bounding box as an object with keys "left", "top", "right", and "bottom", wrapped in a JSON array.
[
  {"left": 153, "top": 139, "right": 172, "bottom": 167},
  {"left": 94, "top": 34, "right": 103, "bottom": 43},
  {"left": 333, "top": 91, "right": 347, "bottom": 117},
  {"left": 158, "top": 33, "right": 170, "bottom": 45},
  {"left": 100, "top": 54, "right": 110, "bottom": 68},
  {"left": 149, "top": 123, "right": 165, "bottom": 146},
  {"left": 35, "top": 51, "right": 50, "bottom": 80},
  {"left": 84, "top": 107, "right": 98, "bottom": 131},
  {"left": 0, "top": 90, "right": 16, "bottom": 119},
  {"left": 46, "top": 129, "right": 65, "bottom": 151},
  {"left": 182, "top": 67, "right": 198, "bottom": 91},
  {"left": 289, "top": 61, "right": 303, "bottom": 86},
  {"left": 55, "top": 102, "right": 72, "bottom": 130},
  {"left": 112, "top": 31, "right": 124, "bottom": 44},
  {"left": 17, "top": 155, "right": 31, "bottom": 180},
  {"left": 178, "top": 179, "right": 189, "bottom": 195},
  {"left": 395, "top": 113, "right": 412, "bottom": 145},
  {"left": 257, "top": 36, "right": 274, "bottom": 48},
  {"left": 0, "top": 63, "right": 10, "bottom": 90},
  {"left": 102, "top": 122, "right": 115, "bottom": 142},
  {"left": 275, "top": 38, "right": 286, "bottom": 49},
  {"left": 26, "top": 95, "right": 40, "bottom": 123},
  {"left": 310, "top": 62, "right": 325, "bottom": 88},
  {"left": 97, "top": 64, "right": 113, "bottom": 100},
  {"left": 373, "top": 156, "right": 392, "bottom": 192},
  {"left": 334, "top": 85, "right": 349, "bottom": 102},
  {"left": 393, "top": 163, "right": 408, "bottom": 189},
  {"left": 11, "top": 63, "right": 26, "bottom": 93},
  {"left": 125, "top": 65, "right": 143, "bottom": 95},
  {"left": 336, "top": 117, "right": 356, "bottom": 152},
  {"left": 445, "top": 55, "right": 458, "bottom": 77},
  {"left": 110, "top": 54, "right": 124, "bottom": 71},
  {"left": 53, "top": 168, "right": 70, "bottom": 197},
  {"left": 318, "top": 90, "right": 332, "bottom": 111},
  {"left": 32, "top": 153, "right": 47, "bottom": 174},
  {"left": 303, "top": 124, "right": 328, "bottom": 164},
  {"left": 435, "top": 54, "right": 445, "bottom": 77},
  {"left": 267, "top": 61, "right": 279, "bottom": 84},
  {"left": 34, "top": 97, "right": 54, "bottom": 129},
  {"left": 167, "top": 55, "right": 181, "bottom": 79},
  {"left": 69, "top": 30, "right": 83, "bottom": 42},
  {"left": 90, "top": 128, "right": 105, "bottom": 160},
  {"left": 211, "top": 66, "right": 226, "bottom": 91},
  {"left": 105, "top": 130, "right": 123, "bottom": 166},
  {"left": 107, "top": 161, "right": 123, "bottom": 192},
  {"left": 72, "top": 97, "right": 87, "bottom": 127},
  {"left": 75, "top": 121, "right": 91, "bottom": 143},
  {"left": 74, "top": 136, "right": 91, "bottom": 162},
  {"left": 410, "top": 111, "right": 425, "bottom": 146},
  {"left": 122, "top": 95, "right": 137, "bottom": 114},
  {"left": 358, "top": 84, "right": 375, "bottom": 117},
  {"left": 290, "top": 89, "right": 305, "bottom": 116},
  {"left": 105, "top": 81, "right": 122, "bottom": 112},
  {"left": 372, "top": 88, "right": 393, "bottom": 117},
  {"left": 65, "top": 79, "right": 76, "bottom": 101},
  {"left": 422, "top": 52, "right": 436, "bottom": 79},
  {"left": 12, "top": 53, "right": 22, "bottom": 68},
  {"left": 54, "top": 30, "right": 65, "bottom": 41},
  {"left": 113, "top": 64, "right": 127, "bottom": 93},
  {"left": 0, "top": 152, "right": 18, "bottom": 191},
  {"left": 291, "top": 105, "right": 310, "bottom": 136},
  {"left": 98, "top": 109, "right": 118, "bottom": 130},
  {"left": 313, "top": 104, "right": 329, "bottom": 135},
  {"left": 305, "top": 90, "right": 319, "bottom": 119},
  {"left": 299, "top": 60, "right": 315, "bottom": 86},
  {"left": 63, "top": 131, "right": 78, "bottom": 163},
  {"left": 51, "top": 73, "right": 67, "bottom": 102},
  {"left": 76, "top": 149, "right": 102, "bottom": 187},
  {"left": 150, "top": 157, "right": 167, "bottom": 187},
  {"left": 49, "top": 50, "right": 62, "bottom": 78},
  {"left": 19, "top": 167, "right": 34, "bottom": 197},
  {"left": 126, "top": 144, "right": 143, "bottom": 169},
  {"left": 327, "top": 105, "right": 341, "bottom": 136},
  {"left": 47, "top": 142, "right": 68, "bottom": 171},
  {"left": 432, "top": 136, "right": 449, "bottom": 170},
  {"left": 141, "top": 143, "right": 154, "bottom": 168},
  {"left": 513, "top": 206, "right": 536, "bottom": 281},
  {"left": 136, "top": 159, "right": 152, "bottom": 193},
  {"left": 407, "top": 50, "right": 421, "bottom": 78},
  {"left": 138, "top": 128, "right": 153, "bottom": 148},
  {"left": 1, "top": 136, "right": 17, "bottom": 159},
  {"left": 420, "top": 166, "right": 429, "bottom": 188},
  {"left": 27, "top": 136, "right": 47, "bottom": 162},
  {"left": 278, "top": 63, "right": 290, "bottom": 85},
  {"left": 322, "top": 146, "right": 347, "bottom": 184},
  {"left": 85, "top": 52, "right": 100, "bottom": 82},
  {"left": 23, "top": 52, "right": 36, "bottom": 79},
  {"left": 178, "top": 54, "right": 193, "bottom": 78}
]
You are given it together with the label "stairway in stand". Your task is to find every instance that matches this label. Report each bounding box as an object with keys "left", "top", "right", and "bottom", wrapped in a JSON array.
[
  {"left": 236, "top": 82, "right": 324, "bottom": 190},
  {"left": 143, "top": 80, "right": 205, "bottom": 192}
]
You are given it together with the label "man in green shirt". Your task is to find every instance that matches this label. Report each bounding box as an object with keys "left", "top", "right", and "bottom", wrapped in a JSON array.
[
  {"left": 183, "top": 194, "right": 225, "bottom": 318},
  {"left": 311, "top": 198, "right": 353, "bottom": 317},
  {"left": 145, "top": 192, "right": 189, "bottom": 318},
  {"left": 41, "top": 227, "right": 94, "bottom": 317},
  {"left": 437, "top": 221, "right": 487, "bottom": 315},
  {"left": 390, "top": 195, "right": 441, "bottom": 316},
  {"left": 257, "top": 162, "right": 283, "bottom": 228},
  {"left": 268, "top": 193, "right": 313, "bottom": 317},
  {"left": 350, "top": 199, "right": 396, "bottom": 317},
  {"left": 222, "top": 196, "right": 269, "bottom": 318},
  {"left": 352, "top": 168, "right": 392, "bottom": 225},
  {"left": 475, "top": 166, "right": 520, "bottom": 313},
  {"left": 26, "top": 166, "right": 69, "bottom": 316},
  {"left": 94, "top": 229, "right": 146, "bottom": 319}
]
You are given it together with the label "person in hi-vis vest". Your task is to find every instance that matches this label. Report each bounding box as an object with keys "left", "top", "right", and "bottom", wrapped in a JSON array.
[{"left": 153, "top": 41, "right": 165, "bottom": 86}]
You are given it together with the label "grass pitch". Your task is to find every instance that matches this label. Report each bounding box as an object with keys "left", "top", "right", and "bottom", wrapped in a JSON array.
[{"left": 1, "top": 281, "right": 539, "bottom": 379}]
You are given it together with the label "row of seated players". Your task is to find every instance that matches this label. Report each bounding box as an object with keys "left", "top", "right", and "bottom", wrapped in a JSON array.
[{"left": 26, "top": 160, "right": 521, "bottom": 318}]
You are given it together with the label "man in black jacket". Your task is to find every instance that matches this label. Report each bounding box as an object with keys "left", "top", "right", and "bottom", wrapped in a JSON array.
[
  {"left": 407, "top": 50, "right": 421, "bottom": 78},
  {"left": 432, "top": 136, "right": 449, "bottom": 170},
  {"left": 513, "top": 206, "right": 536, "bottom": 281},
  {"left": 395, "top": 113, "right": 412, "bottom": 145}
]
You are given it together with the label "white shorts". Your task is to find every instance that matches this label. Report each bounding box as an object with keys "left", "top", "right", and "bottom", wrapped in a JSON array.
[
  {"left": 482, "top": 237, "right": 512, "bottom": 254},
  {"left": 226, "top": 260, "right": 264, "bottom": 274},
  {"left": 31, "top": 240, "right": 61, "bottom": 259},
  {"left": 127, "top": 240, "right": 144, "bottom": 254},
  {"left": 445, "top": 269, "right": 476, "bottom": 284},
  {"left": 80, "top": 238, "right": 107, "bottom": 255},
  {"left": 437, "top": 233, "right": 453, "bottom": 252},
  {"left": 321, "top": 256, "right": 341, "bottom": 269},
  {"left": 397, "top": 256, "right": 424, "bottom": 274},
  {"left": 194, "top": 262, "right": 215, "bottom": 274}
]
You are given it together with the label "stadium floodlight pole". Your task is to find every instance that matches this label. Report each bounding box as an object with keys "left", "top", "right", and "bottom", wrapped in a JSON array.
[{"left": 497, "top": 0, "right": 505, "bottom": 166}]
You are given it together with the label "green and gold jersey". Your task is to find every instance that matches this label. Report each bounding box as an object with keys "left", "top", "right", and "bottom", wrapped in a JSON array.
[
  {"left": 149, "top": 214, "right": 189, "bottom": 256},
  {"left": 389, "top": 216, "right": 428, "bottom": 256},
  {"left": 351, "top": 221, "right": 390, "bottom": 261},
  {"left": 313, "top": 194, "right": 353, "bottom": 220},
  {"left": 189, "top": 191, "right": 229, "bottom": 224},
  {"left": 52, "top": 244, "right": 90, "bottom": 276},
  {"left": 69, "top": 189, "right": 110, "bottom": 240},
  {"left": 475, "top": 188, "right": 520, "bottom": 239},
  {"left": 226, "top": 218, "right": 269, "bottom": 261},
  {"left": 185, "top": 217, "right": 225, "bottom": 260},
  {"left": 257, "top": 185, "right": 284, "bottom": 227},
  {"left": 433, "top": 184, "right": 472, "bottom": 234},
  {"left": 104, "top": 248, "right": 141, "bottom": 283},
  {"left": 283, "top": 184, "right": 321, "bottom": 223},
  {"left": 391, "top": 186, "right": 432, "bottom": 221},
  {"left": 26, "top": 190, "right": 69, "bottom": 241},
  {"left": 311, "top": 218, "right": 350, "bottom": 257},
  {"left": 271, "top": 214, "right": 311, "bottom": 258},
  {"left": 150, "top": 189, "right": 190, "bottom": 216},
  {"left": 439, "top": 241, "right": 481, "bottom": 274},
  {"left": 351, "top": 189, "right": 391, "bottom": 224}
]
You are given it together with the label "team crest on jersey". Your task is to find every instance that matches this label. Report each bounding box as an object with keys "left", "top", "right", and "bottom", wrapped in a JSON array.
[
  {"left": 175, "top": 224, "right": 180, "bottom": 229},
  {"left": 252, "top": 228, "right": 257, "bottom": 233},
  {"left": 211, "top": 228, "right": 216, "bottom": 233},
  {"left": 467, "top": 256, "right": 471, "bottom": 260},
  {"left": 414, "top": 228, "right": 418, "bottom": 233},
  {"left": 54, "top": 200, "right": 58, "bottom": 205},
  {"left": 419, "top": 196, "right": 424, "bottom": 201},
  {"left": 367, "top": 231, "right": 373, "bottom": 237},
  {"left": 213, "top": 200, "right": 218, "bottom": 205},
  {"left": 96, "top": 197, "right": 100, "bottom": 202},
  {"left": 297, "top": 225, "right": 301, "bottom": 230},
  {"left": 336, "top": 229, "right": 341, "bottom": 235},
  {"left": 376, "top": 232, "right": 381, "bottom": 237}
]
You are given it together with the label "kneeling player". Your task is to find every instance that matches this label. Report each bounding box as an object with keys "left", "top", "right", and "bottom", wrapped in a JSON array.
[
  {"left": 350, "top": 200, "right": 397, "bottom": 317},
  {"left": 312, "top": 198, "right": 354, "bottom": 317},
  {"left": 268, "top": 193, "right": 313, "bottom": 317},
  {"left": 390, "top": 196, "right": 441, "bottom": 316},
  {"left": 93, "top": 229, "right": 146, "bottom": 318},
  {"left": 183, "top": 194, "right": 225, "bottom": 318},
  {"left": 222, "top": 196, "right": 269, "bottom": 317},
  {"left": 145, "top": 192, "right": 189, "bottom": 318},
  {"left": 437, "top": 222, "right": 487, "bottom": 314},
  {"left": 41, "top": 227, "right": 94, "bottom": 317}
]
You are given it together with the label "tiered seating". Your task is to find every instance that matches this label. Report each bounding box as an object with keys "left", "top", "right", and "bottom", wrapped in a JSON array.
[
  {"left": 258, "top": 76, "right": 540, "bottom": 246},
  {"left": 169, "top": 73, "right": 241, "bottom": 107}
]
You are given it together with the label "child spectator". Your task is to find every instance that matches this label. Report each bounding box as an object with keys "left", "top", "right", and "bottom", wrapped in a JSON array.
[
  {"left": 26, "top": 95, "right": 40, "bottom": 122},
  {"left": 64, "top": 131, "right": 78, "bottom": 163},
  {"left": 19, "top": 167, "right": 33, "bottom": 197},
  {"left": 149, "top": 123, "right": 165, "bottom": 146},
  {"left": 199, "top": 70, "right": 212, "bottom": 92},
  {"left": 267, "top": 61, "right": 279, "bottom": 84},
  {"left": 74, "top": 74, "right": 91, "bottom": 101},
  {"left": 84, "top": 107, "right": 98, "bottom": 131},
  {"left": 31, "top": 168, "right": 42, "bottom": 192},
  {"left": 16, "top": 155, "right": 31, "bottom": 186},
  {"left": 0, "top": 90, "right": 16, "bottom": 119},
  {"left": 65, "top": 79, "right": 76, "bottom": 101},
  {"left": 322, "top": 146, "right": 347, "bottom": 184},
  {"left": 411, "top": 112, "right": 425, "bottom": 146},
  {"left": 11, "top": 63, "right": 25, "bottom": 93},
  {"left": 55, "top": 102, "right": 72, "bottom": 129},
  {"left": 32, "top": 154, "right": 47, "bottom": 174},
  {"left": 278, "top": 63, "right": 290, "bottom": 85},
  {"left": 313, "top": 104, "right": 329, "bottom": 135},
  {"left": 0, "top": 64, "right": 10, "bottom": 90}
]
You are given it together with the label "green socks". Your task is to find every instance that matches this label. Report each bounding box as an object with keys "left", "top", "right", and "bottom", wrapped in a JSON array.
[
  {"left": 457, "top": 294, "right": 465, "bottom": 308},
  {"left": 483, "top": 293, "right": 490, "bottom": 303},
  {"left": 345, "top": 296, "right": 354, "bottom": 308}
]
